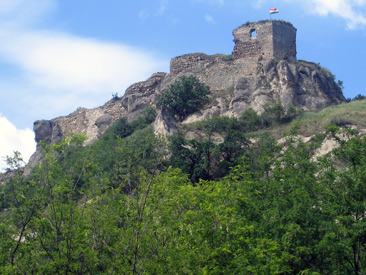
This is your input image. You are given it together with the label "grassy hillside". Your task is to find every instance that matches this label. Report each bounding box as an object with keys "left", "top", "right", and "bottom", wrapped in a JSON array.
[{"left": 261, "top": 100, "right": 366, "bottom": 138}]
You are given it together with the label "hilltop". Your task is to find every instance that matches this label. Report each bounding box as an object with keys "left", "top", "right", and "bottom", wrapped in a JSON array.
[
  {"left": 2, "top": 20, "right": 366, "bottom": 274},
  {"left": 30, "top": 20, "right": 344, "bottom": 165}
]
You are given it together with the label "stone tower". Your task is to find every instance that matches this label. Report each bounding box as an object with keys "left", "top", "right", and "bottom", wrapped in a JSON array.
[{"left": 232, "top": 20, "right": 297, "bottom": 61}]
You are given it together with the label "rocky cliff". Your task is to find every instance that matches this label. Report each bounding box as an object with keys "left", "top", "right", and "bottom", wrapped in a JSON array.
[{"left": 30, "top": 20, "right": 345, "bottom": 164}]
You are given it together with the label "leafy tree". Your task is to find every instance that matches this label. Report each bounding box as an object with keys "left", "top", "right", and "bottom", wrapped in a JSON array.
[
  {"left": 239, "top": 109, "right": 262, "bottom": 132},
  {"left": 216, "top": 129, "right": 250, "bottom": 177},
  {"left": 168, "top": 135, "right": 214, "bottom": 182},
  {"left": 352, "top": 93, "right": 366, "bottom": 101},
  {"left": 337, "top": 79, "right": 344, "bottom": 90},
  {"left": 169, "top": 130, "right": 249, "bottom": 182},
  {"left": 114, "top": 117, "right": 134, "bottom": 138},
  {"left": 5, "top": 109, "right": 366, "bottom": 274},
  {"left": 0, "top": 136, "right": 98, "bottom": 274},
  {"left": 319, "top": 136, "right": 366, "bottom": 274},
  {"left": 157, "top": 75, "right": 209, "bottom": 121},
  {"left": 0, "top": 153, "right": 41, "bottom": 270},
  {"left": 248, "top": 133, "right": 280, "bottom": 181}
]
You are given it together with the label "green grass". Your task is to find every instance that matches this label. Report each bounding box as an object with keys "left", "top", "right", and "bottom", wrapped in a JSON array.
[
  {"left": 271, "top": 100, "right": 366, "bottom": 137},
  {"left": 182, "top": 100, "right": 366, "bottom": 139}
]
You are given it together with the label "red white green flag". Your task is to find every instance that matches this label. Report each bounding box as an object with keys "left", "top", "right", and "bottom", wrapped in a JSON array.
[{"left": 270, "top": 8, "right": 279, "bottom": 14}]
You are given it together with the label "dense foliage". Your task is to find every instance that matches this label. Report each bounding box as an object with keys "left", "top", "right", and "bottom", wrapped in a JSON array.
[
  {"left": 351, "top": 93, "right": 366, "bottom": 101},
  {"left": 190, "top": 104, "right": 299, "bottom": 134},
  {"left": 103, "top": 106, "right": 157, "bottom": 140},
  {"left": 1, "top": 106, "right": 366, "bottom": 274},
  {"left": 157, "top": 75, "right": 209, "bottom": 121}
]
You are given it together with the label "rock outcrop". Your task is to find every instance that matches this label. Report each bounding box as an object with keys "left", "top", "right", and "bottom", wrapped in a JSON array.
[{"left": 30, "top": 20, "right": 346, "bottom": 162}]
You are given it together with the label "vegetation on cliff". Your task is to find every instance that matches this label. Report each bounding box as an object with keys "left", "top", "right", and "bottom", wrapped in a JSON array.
[
  {"left": 2, "top": 101, "right": 366, "bottom": 274},
  {"left": 1, "top": 75, "right": 366, "bottom": 274},
  {"left": 157, "top": 75, "right": 209, "bottom": 121}
]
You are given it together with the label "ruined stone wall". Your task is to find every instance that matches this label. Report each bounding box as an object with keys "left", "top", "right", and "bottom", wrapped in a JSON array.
[
  {"left": 170, "top": 21, "right": 296, "bottom": 77},
  {"left": 232, "top": 20, "right": 296, "bottom": 61},
  {"left": 232, "top": 21, "right": 274, "bottom": 60},
  {"left": 272, "top": 21, "right": 297, "bottom": 61},
  {"left": 170, "top": 53, "right": 214, "bottom": 75}
]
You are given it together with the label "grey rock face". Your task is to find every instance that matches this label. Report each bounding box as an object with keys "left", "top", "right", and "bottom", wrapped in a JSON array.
[
  {"left": 32, "top": 72, "right": 167, "bottom": 148},
  {"left": 34, "top": 120, "right": 53, "bottom": 144},
  {"left": 95, "top": 113, "right": 113, "bottom": 135},
  {"left": 95, "top": 113, "right": 113, "bottom": 128},
  {"left": 30, "top": 20, "right": 346, "bottom": 164},
  {"left": 154, "top": 110, "right": 178, "bottom": 137},
  {"left": 174, "top": 57, "right": 344, "bottom": 125}
]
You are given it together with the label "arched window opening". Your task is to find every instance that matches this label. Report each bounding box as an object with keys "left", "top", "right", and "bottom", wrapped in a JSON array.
[{"left": 250, "top": 29, "right": 257, "bottom": 38}]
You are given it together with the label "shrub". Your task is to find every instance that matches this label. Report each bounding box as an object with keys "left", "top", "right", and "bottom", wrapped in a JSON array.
[
  {"left": 261, "top": 104, "right": 299, "bottom": 128},
  {"left": 203, "top": 116, "right": 240, "bottom": 135},
  {"left": 103, "top": 106, "right": 157, "bottom": 140},
  {"left": 239, "top": 109, "right": 262, "bottom": 132},
  {"left": 130, "top": 106, "right": 157, "bottom": 131},
  {"left": 114, "top": 117, "right": 133, "bottom": 138}
]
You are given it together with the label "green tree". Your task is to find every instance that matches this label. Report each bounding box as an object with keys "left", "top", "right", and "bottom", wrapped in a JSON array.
[
  {"left": 143, "top": 167, "right": 287, "bottom": 274},
  {"left": 352, "top": 93, "right": 366, "bottom": 101},
  {"left": 114, "top": 117, "right": 133, "bottom": 138},
  {"left": 0, "top": 152, "right": 41, "bottom": 272},
  {"left": 261, "top": 103, "right": 298, "bottom": 127},
  {"left": 239, "top": 109, "right": 262, "bottom": 132},
  {"left": 0, "top": 136, "right": 99, "bottom": 274},
  {"left": 169, "top": 135, "right": 214, "bottom": 182},
  {"left": 218, "top": 129, "right": 250, "bottom": 174},
  {"left": 237, "top": 135, "right": 332, "bottom": 274},
  {"left": 319, "top": 136, "right": 366, "bottom": 274},
  {"left": 157, "top": 75, "right": 210, "bottom": 121}
]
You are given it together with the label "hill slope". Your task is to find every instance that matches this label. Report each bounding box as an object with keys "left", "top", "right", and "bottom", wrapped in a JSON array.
[
  {"left": 3, "top": 20, "right": 366, "bottom": 274},
  {"left": 2, "top": 99, "right": 366, "bottom": 274},
  {"left": 30, "top": 20, "right": 345, "bottom": 162}
]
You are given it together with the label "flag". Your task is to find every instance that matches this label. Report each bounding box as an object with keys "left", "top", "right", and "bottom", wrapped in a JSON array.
[{"left": 269, "top": 8, "right": 279, "bottom": 14}]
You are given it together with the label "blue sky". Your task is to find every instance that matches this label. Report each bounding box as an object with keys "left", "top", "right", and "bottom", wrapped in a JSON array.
[{"left": 1, "top": 0, "right": 366, "bottom": 170}]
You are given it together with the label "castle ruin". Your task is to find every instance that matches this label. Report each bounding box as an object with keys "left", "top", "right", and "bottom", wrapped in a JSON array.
[
  {"left": 170, "top": 20, "right": 298, "bottom": 76},
  {"left": 31, "top": 19, "right": 346, "bottom": 156},
  {"left": 232, "top": 20, "right": 297, "bottom": 61}
]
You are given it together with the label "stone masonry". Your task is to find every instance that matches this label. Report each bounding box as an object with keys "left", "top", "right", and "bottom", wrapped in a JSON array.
[{"left": 232, "top": 20, "right": 297, "bottom": 61}]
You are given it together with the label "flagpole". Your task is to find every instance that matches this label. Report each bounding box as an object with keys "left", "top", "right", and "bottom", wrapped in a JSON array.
[{"left": 269, "top": 8, "right": 279, "bottom": 20}]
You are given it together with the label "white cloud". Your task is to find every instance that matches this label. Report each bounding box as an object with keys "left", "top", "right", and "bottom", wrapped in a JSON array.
[
  {"left": 0, "top": 30, "right": 167, "bottom": 95},
  {"left": 0, "top": 0, "right": 169, "bottom": 167},
  {"left": 0, "top": 0, "right": 168, "bottom": 100},
  {"left": 139, "top": 0, "right": 169, "bottom": 20},
  {"left": 205, "top": 14, "right": 215, "bottom": 24},
  {"left": 295, "top": 0, "right": 366, "bottom": 29},
  {"left": 0, "top": 0, "right": 23, "bottom": 13},
  {"left": 138, "top": 10, "right": 150, "bottom": 21},
  {"left": 260, "top": 0, "right": 366, "bottom": 29},
  {"left": 253, "top": 0, "right": 366, "bottom": 29},
  {"left": 251, "top": 0, "right": 266, "bottom": 9},
  {"left": 0, "top": 114, "right": 36, "bottom": 171},
  {"left": 0, "top": 0, "right": 56, "bottom": 26},
  {"left": 158, "top": 0, "right": 169, "bottom": 15}
]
